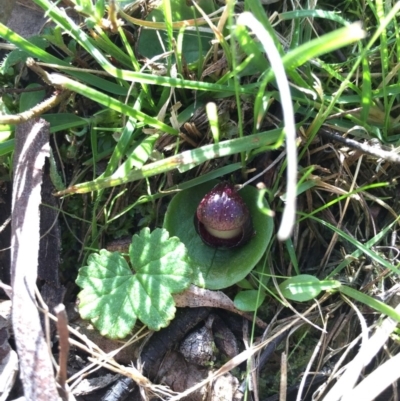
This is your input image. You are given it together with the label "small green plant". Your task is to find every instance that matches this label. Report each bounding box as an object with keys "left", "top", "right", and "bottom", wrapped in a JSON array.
[
  {"left": 278, "top": 274, "right": 400, "bottom": 323},
  {"left": 76, "top": 227, "right": 193, "bottom": 339},
  {"left": 164, "top": 180, "right": 274, "bottom": 290}
]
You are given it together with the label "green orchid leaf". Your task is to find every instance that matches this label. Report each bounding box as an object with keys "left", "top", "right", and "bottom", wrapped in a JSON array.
[
  {"left": 279, "top": 274, "right": 341, "bottom": 302},
  {"left": 76, "top": 228, "right": 193, "bottom": 339},
  {"left": 164, "top": 180, "right": 274, "bottom": 290},
  {"left": 236, "top": 278, "right": 254, "bottom": 290},
  {"left": 234, "top": 290, "right": 266, "bottom": 312}
]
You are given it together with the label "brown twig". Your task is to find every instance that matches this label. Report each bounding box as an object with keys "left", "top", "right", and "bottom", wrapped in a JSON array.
[
  {"left": 0, "top": 90, "right": 70, "bottom": 124},
  {"left": 107, "top": 0, "right": 119, "bottom": 33},
  {"left": 0, "top": 58, "right": 70, "bottom": 125},
  {"left": 55, "top": 304, "right": 70, "bottom": 400},
  {"left": 55, "top": 307, "right": 69, "bottom": 382},
  {"left": 318, "top": 128, "right": 400, "bottom": 163}
]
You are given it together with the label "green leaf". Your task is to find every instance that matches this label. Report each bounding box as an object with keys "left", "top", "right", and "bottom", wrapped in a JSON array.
[
  {"left": 19, "top": 83, "right": 45, "bottom": 112},
  {"left": 137, "top": 0, "right": 215, "bottom": 64},
  {"left": 95, "top": 0, "right": 105, "bottom": 21},
  {"left": 164, "top": 180, "right": 274, "bottom": 290},
  {"left": 113, "top": 134, "right": 158, "bottom": 176},
  {"left": 0, "top": 124, "right": 12, "bottom": 144},
  {"left": 339, "top": 285, "right": 400, "bottom": 322},
  {"left": 49, "top": 149, "right": 65, "bottom": 191},
  {"left": 234, "top": 290, "right": 266, "bottom": 312},
  {"left": 236, "top": 278, "right": 254, "bottom": 290},
  {"left": 280, "top": 9, "right": 350, "bottom": 26},
  {"left": 0, "top": 139, "right": 14, "bottom": 157},
  {"left": 76, "top": 228, "right": 193, "bottom": 338},
  {"left": 280, "top": 179, "right": 317, "bottom": 201},
  {"left": 235, "top": 24, "right": 269, "bottom": 76},
  {"left": 42, "top": 113, "right": 89, "bottom": 133},
  {"left": 0, "top": 36, "right": 48, "bottom": 74},
  {"left": 56, "top": 128, "right": 283, "bottom": 195},
  {"left": 279, "top": 275, "right": 341, "bottom": 302},
  {"left": 361, "top": 55, "right": 372, "bottom": 123}
]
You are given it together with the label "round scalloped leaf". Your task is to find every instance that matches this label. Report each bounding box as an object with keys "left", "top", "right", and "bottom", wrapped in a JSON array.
[
  {"left": 164, "top": 180, "right": 273, "bottom": 289},
  {"left": 76, "top": 228, "right": 193, "bottom": 339}
]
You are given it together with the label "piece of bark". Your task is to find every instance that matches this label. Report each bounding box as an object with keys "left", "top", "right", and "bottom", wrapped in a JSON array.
[
  {"left": 212, "top": 314, "right": 239, "bottom": 360},
  {"left": 38, "top": 162, "right": 65, "bottom": 334},
  {"left": 99, "top": 307, "right": 210, "bottom": 401},
  {"left": 72, "top": 373, "right": 120, "bottom": 396},
  {"left": 140, "top": 307, "right": 211, "bottom": 380},
  {"left": 158, "top": 351, "right": 208, "bottom": 401},
  {"left": 0, "top": 0, "right": 16, "bottom": 24},
  {"left": 0, "top": 300, "right": 18, "bottom": 400},
  {"left": 38, "top": 159, "right": 62, "bottom": 286},
  {"left": 0, "top": 182, "right": 12, "bottom": 295},
  {"left": 11, "top": 118, "right": 59, "bottom": 400},
  {"left": 179, "top": 316, "right": 215, "bottom": 366}
]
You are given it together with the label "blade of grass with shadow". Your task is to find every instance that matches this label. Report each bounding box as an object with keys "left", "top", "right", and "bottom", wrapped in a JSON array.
[{"left": 55, "top": 128, "right": 284, "bottom": 195}]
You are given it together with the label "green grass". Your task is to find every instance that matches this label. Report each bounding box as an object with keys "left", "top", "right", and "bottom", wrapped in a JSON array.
[{"left": 1, "top": 0, "right": 400, "bottom": 399}]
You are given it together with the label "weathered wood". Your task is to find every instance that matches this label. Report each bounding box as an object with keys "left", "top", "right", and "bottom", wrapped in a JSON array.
[{"left": 11, "top": 118, "right": 59, "bottom": 400}]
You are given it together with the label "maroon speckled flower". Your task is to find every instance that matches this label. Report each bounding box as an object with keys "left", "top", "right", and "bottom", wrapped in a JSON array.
[{"left": 194, "top": 182, "right": 254, "bottom": 248}]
